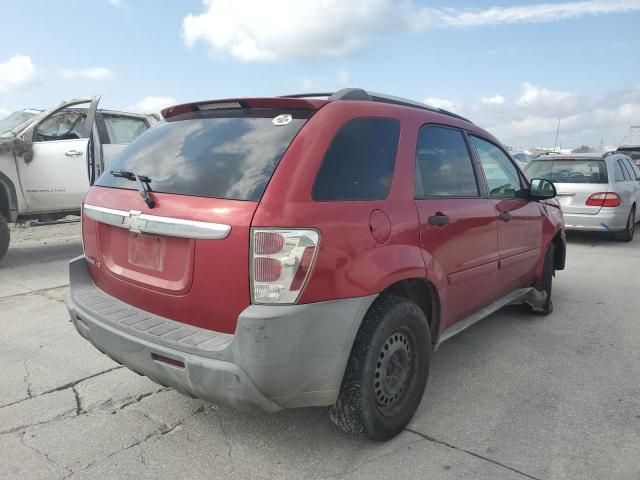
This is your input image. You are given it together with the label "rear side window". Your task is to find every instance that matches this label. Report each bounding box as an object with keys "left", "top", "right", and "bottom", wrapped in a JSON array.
[
  {"left": 312, "top": 118, "right": 400, "bottom": 201},
  {"left": 614, "top": 161, "right": 627, "bottom": 182},
  {"left": 415, "top": 126, "right": 479, "bottom": 197},
  {"left": 103, "top": 115, "right": 149, "bottom": 144},
  {"left": 623, "top": 157, "right": 640, "bottom": 180},
  {"left": 96, "top": 109, "right": 310, "bottom": 201}
]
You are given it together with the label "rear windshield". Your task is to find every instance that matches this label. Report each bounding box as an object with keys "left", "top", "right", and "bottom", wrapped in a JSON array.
[
  {"left": 525, "top": 160, "right": 608, "bottom": 183},
  {"left": 96, "top": 109, "right": 310, "bottom": 201}
]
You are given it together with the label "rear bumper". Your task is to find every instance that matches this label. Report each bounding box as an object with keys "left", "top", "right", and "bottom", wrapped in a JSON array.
[
  {"left": 67, "top": 256, "right": 376, "bottom": 412},
  {"left": 563, "top": 208, "right": 629, "bottom": 232}
]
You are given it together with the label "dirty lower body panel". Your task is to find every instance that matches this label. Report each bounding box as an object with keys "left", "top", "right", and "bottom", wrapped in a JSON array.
[{"left": 67, "top": 256, "right": 377, "bottom": 411}]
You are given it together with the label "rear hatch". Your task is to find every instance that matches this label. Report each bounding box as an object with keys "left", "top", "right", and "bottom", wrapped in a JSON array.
[
  {"left": 82, "top": 102, "right": 316, "bottom": 334},
  {"left": 525, "top": 159, "right": 609, "bottom": 214}
]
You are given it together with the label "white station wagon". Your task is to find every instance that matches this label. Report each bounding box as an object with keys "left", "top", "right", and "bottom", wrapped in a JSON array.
[{"left": 525, "top": 152, "right": 640, "bottom": 242}]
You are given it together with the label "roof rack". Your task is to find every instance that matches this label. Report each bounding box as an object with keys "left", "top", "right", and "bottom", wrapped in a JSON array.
[
  {"left": 535, "top": 151, "right": 563, "bottom": 157},
  {"left": 280, "top": 88, "right": 473, "bottom": 124}
]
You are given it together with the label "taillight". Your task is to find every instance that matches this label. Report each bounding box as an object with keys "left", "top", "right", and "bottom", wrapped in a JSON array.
[
  {"left": 251, "top": 228, "right": 319, "bottom": 304},
  {"left": 586, "top": 192, "right": 621, "bottom": 208}
]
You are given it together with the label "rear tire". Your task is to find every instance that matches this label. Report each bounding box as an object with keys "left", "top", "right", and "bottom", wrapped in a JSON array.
[
  {"left": 613, "top": 207, "right": 635, "bottom": 242},
  {"left": 0, "top": 214, "right": 9, "bottom": 263},
  {"left": 329, "top": 295, "right": 431, "bottom": 441}
]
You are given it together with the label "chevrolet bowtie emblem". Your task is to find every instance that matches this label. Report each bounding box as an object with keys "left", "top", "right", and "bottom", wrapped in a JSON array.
[{"left": 124, "top": 210, "right": 146, "bottom": 233}]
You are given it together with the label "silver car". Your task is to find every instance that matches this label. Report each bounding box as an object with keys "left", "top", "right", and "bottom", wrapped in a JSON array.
[{"left": 525, "top": 152, "right": 640, "bottom": 241}]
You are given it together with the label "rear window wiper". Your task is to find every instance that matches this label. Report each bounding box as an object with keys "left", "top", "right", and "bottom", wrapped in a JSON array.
[{"left": 110, "top": 169, "right": 155, "bottom": 208}]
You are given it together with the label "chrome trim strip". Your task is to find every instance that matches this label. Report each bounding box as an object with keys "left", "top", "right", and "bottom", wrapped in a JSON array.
[{"left": 84, "top": 204, "right": 231, "bottom": 240}]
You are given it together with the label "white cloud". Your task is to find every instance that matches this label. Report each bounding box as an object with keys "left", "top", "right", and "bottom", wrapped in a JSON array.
[
  {"left": 481, "top": 94, "right": 505, "bottom": 105},
  {"left": 516, "top": 82, "right": 578, "bottom": 113},
  {"left": 60, "top": 67, "right": 115, "bottom": 80},
  {"left": 424, "top": 97, "right": 458, "bottom": 112},
  {"left": 128, "top": 96, "right": 176, "bottom": 113},
  {"left": 182, "top": 0, "right": 640, "bottom": 61},
  {"left": 415, "top": 0, "right": 640, "bottom": 28},
  {"left": 108, "top": 0, "right": 124, "bottom": 7},
  {"left": 0, "top": 54, "right": 37, "bottom": 92},
  {"left": 457, "top": 84, "right": 640, "bottom": 148},
  {"left": 0, "top": 108, "right": 11, "bottom": 119}
]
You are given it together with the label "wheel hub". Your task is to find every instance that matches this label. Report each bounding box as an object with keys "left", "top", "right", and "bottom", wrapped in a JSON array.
[{"left": 374, "top": 331, "right": 412, "bottom": 408}]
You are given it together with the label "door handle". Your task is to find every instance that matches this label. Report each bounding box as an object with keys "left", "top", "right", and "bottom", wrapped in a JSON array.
[
  {"left": 498, "top": 211, "right": 512, "bottom": 222},
  {"left": 428, "top": 214, "right": 450, "bottom": 226},
  {"left": 65, "top": 149, "right": 83, "bottom": 157}
]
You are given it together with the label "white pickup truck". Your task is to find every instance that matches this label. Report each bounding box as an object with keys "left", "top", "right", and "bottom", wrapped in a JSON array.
[{"left": 0, "top": 96, "right": 158, "bottom": 262}]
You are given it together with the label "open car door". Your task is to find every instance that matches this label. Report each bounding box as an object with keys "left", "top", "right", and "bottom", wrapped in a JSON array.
[{"left": 17, "top": 96, "right": 101, "bottom": 213}]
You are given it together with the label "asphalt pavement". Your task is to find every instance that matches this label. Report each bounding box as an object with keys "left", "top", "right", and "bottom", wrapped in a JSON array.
[{"left": 1, "top": 222, "right": 638, "bottom": 480}]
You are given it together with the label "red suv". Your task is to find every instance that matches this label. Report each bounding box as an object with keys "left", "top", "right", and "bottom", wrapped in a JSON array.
[{"left": 68, "top": 89, "right": 566, "bottom": 440}]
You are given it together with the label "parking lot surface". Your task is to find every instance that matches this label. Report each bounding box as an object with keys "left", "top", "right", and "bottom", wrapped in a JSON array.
[{"left": 1, "top": 222, "right": 638, "bottom": 480}]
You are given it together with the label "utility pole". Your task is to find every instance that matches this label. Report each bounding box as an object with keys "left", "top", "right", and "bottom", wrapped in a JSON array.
[{"left": 553, "top": 118, "right": 561, "bottom": 153}]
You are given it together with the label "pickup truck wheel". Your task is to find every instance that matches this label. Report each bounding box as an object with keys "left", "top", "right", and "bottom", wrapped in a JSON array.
[
  {"left": 329, "top": 295, "right": 431, "bottom": 441},
  {"left": 613, "top": 207, "right": 635, "bottom": 242},
  {"left": 0, "top": 214, "right": 9, "bottom": 263}
]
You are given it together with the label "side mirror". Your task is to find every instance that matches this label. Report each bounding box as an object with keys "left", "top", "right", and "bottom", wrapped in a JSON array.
[{"left": 529, "top": 178, "right": 557, "bottom": 200}]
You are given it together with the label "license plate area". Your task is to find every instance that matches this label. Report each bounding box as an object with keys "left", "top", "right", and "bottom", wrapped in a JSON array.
[{"left": 128, "top": 233, "right": 165, "bottom": 271}]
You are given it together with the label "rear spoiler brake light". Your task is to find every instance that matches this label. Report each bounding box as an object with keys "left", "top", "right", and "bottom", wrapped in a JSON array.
[{"left": 161, "top": 97, "right": 328, "bottom": 119}]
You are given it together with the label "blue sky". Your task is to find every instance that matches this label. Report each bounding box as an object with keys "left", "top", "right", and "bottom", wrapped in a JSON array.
[{"left": 1, "top": 0, "right": 639, "bottom": 148}]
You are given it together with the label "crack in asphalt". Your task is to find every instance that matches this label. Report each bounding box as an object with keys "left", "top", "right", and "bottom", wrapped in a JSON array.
[
  {"left": 319, "top": 438, "right": 426, "bottom": 479},
  {"left": 22, "top": 357, "right": 33, "bottom": 400},
  {"left": 0, "top": 366, "right": 124, "bottom": 409},
  {"left": 0, "top": 284, "right": 72, "bottom": 302},
  {"left": 115, "top": 388, "right": 170, "bottom": 412},
  {"left": 405, "top": 428, "right": 543, "bottom": 480},
  {"left": 71, "top": 385, "right": 84, "bottom": 416},
  {"left": 20, "top": 429, "right": 72, "bottom": 478},
  {"left": 64, "top": 406, "right": 206, "bottom": 479},
  {"left": 210, "top": 406, "right": 235, "bottom": 474},
  {"left": 0, "top": 381, "right": 170, "bottom": 437},
  {"left": 0, "top": 405, "right": 77, "bottom": 435}
]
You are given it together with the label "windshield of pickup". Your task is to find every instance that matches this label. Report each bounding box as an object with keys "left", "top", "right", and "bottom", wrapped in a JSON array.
[{"left": 0, "top": 111, "right": 38, "bottom": 137}]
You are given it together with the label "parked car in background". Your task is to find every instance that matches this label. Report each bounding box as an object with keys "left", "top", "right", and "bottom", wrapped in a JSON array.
[
  {"left": 510, "top": 151, "right": 535, "bottom": 168},
  {"left": 525, "top": 152, "right": 640, "bottom": 241},
  {"left": 68, "top": 88, "right": 565, "bottom": 441},
  {"left": 0, "top": 96, "right": 158, "bottom": 262}
]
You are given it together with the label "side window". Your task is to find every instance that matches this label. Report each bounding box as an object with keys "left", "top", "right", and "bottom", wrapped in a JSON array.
[
  {"left": 312, "top": 118, "right": 400, "bottom": 201},
  {"left": 620, "top": 158, "right": 635, "bottom": 180},
  {"left": 470, "top": 136, "right": 524, "bottom": 198},
  {"left": 415, "top": 126, "right": 479, "bottom": 197},
  {"left": 614, "top": 161, "right": 627, "bottom": 182},
  {"left": 34, "top": 109, "right": 87, "bottom": 142},
  {"left": 103, "top": 115, "right": 149, "bottom": 144},
  {"left": 624, "top": 158, "right": 640, "bottom": 180}
]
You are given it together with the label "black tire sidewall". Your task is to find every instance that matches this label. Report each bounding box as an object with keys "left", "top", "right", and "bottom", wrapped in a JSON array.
[
  {"left": 0, "top": 215, "right": 9, "bottom": 262},
  {"left": 358, "top": 299, "right": 431, "bottom": 440}
]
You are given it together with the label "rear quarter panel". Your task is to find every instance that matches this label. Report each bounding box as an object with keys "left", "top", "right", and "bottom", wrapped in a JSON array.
[{"left": 253, "top": 102, "right": 428, "bottom": 303}]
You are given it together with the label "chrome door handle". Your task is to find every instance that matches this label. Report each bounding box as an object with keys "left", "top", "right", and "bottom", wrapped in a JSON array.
[{"left": 65, "top": 149, "right": 83, "bottom": 157}]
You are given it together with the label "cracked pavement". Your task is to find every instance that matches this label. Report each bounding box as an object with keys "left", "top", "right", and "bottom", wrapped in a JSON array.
[{"left": 1, "top": 223, "right": 639, "bottom": 480}]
